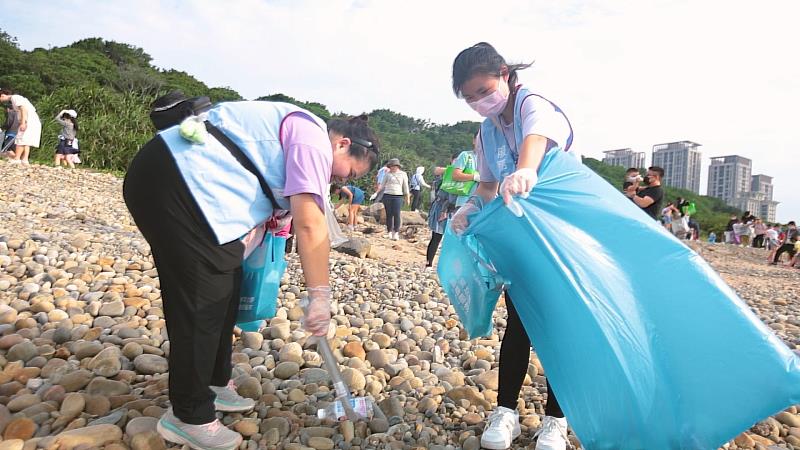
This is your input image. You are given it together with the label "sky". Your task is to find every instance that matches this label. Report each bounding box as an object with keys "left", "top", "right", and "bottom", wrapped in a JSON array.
[{"left": 4, "top": 0, "right": 799, "bottom": 221}]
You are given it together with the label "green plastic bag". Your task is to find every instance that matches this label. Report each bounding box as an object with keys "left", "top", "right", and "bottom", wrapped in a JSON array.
[
  {"left": 682, "top": 202, "right": 696, "bottom": 216},
  {"left": 440, "top": 165, "right": 476, "bottom": 196}
]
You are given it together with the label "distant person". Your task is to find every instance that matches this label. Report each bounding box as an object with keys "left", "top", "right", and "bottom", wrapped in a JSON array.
[
  {"left": 708, "top": 231, "right": 717, "bottom": 243},
  {"left": 724, "top": 214, "right": 738, "bottom": 244},
  {"left": 625, "top": 166, "right": 664, "bottom": 220},
  {"left": 753, "top": 218, "right": 767, "bottom": 248},
  {"left": 766, "top": 224, "right": 780, "bottom": 253},
  {"left": 661, "top": 202, "right": 674, "bottom": 230},
  {"left": 0, "top": 89, "right": 41, "bottom": 164},
  {"left": 426, "top": 145, "right": 480, "bottom": 270},
  {"left": 377, "top": 158, "right": 409, "bottom": 240},
  {"left": 622, "top": 167, "right": 641, "bottom": 191},
  {"left": 332, "top": 183, "right": 365, "bottom": 232},
  {"left": 675, "top": 197, "right": 690, "bottom": 217},
  {"left": 54, "top": 109, "right": 80, "bottom": 168},
  {"left": 370, "top": 161, "right": 390, "bottom": 202},
  {"left": 2, "top": 103, "right": 19, "bottom": 155},
  {"left": 771, "top": 221, "right": 798, "bottom": 265},
  {"left": 409, "top": 166, "right": 431, "bottom": 211}
]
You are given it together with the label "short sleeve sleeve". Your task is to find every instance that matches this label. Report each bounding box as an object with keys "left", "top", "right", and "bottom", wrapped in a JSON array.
[
  {"left": 519, "top": 96, "right": 571, "bottom": 151},
  {"left": 280, "top": 113, "right": 333, "bottom": 211}
]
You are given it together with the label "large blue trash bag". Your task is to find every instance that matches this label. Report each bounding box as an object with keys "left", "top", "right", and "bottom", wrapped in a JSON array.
[
  {"left": 437, "top": 227, "right": 507, "bottom": 339},
  {"left": 464, "top": 149, "right": 800, "bottom": 450},
  {"left": 237, "top": 232, "right": 287, "bottom": 329}
]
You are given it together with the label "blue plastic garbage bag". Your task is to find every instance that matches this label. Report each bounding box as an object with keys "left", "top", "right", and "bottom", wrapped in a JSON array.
[
  {"left": 463, "top": 149, "right": 800, "bottom": 449},
  {"left": 437, "top": 227, "right": 507, "bottom": 339},
  {"left": 237, "top": 232, "right": 287, "bottom": 329}
]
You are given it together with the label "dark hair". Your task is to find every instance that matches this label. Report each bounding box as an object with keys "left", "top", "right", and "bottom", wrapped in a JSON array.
[
  {"left": 327, "top": 114, "right": 380, "bottom": 170},
  {"left": 789, "top": 221, "right": 796, "bottom": 226},
  {"left": 452, "top": 42, "right": 533, "bottom": 97},
  {"left": 648, "top": 166, "right": 665, "bottom": 179},
  {"left": 0, "top": 88, "right": 13, "bottom": 96},
  {"left": 61, "top": 113, "right": 79, "bottom": 132},
  {"left": 625, "top": 167, "right": 639, "bottom": 174}
]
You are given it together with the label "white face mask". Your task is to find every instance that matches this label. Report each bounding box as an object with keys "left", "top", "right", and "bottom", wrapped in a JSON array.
[{"left": 468, "top": 78, "right": 510, "bottom": 117}]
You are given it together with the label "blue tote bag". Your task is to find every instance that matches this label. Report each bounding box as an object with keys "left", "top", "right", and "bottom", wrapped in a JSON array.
[
  {"left": 437, "top": 227, "right": 508, "bottom": 339},
  {"left": 237, "top": 231, "right": 287, "bottom": 331},
  {"left": 463, "top": 148, "right": 800, "bottom": 449}
]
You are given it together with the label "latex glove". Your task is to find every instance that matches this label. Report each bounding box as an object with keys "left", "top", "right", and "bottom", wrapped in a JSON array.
[
  {"left": 500, "top": 168, "right": 538, "bottom": 204},
  {"left": 449, "top": 196, "right": 483, "bottom": 236},
  {"left": 472, "top": 172, "right": 481, "bottom": 182},
  {"left": 300, "top": 286, "right": 331, "bottom": 336},
  {"left": 369, "top": 192, "right": 378, "bottom": 201}
]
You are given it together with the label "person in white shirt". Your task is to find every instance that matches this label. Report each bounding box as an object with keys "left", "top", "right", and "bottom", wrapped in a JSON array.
[
  {"left": 377, "top": 158, "right": 410, "bottom": 240},
  {"left": 0, "top": 89, "right": 41, "bottom": 164}
]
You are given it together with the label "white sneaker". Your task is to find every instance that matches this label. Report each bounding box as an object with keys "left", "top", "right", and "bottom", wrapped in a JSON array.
[
  {"left": 392, "top": 232, "right": 400, "bottom": 240},
  {"left": 156, "top": 408, "right": 243, "bottom": 450},
  {"left": 210, "top": 380, "right": 255, "bottom": 412},
  {"left": 481, "top": 406, "right": 521, "bottom": 449},
  {"left": 534, "top": 416, "right": 569, "bottom": 450}
]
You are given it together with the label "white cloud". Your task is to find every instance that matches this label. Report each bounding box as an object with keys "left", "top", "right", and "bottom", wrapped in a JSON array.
[{"left": 5, "top": 0, "right": 799, "bottom": 221}]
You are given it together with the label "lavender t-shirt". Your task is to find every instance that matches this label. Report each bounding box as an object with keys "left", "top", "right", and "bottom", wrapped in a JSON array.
[{"left": 280, "top": 113, "right": 332, "bottom": 211}]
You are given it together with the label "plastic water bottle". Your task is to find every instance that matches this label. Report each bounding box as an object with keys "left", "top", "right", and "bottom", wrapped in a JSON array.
[{"left": 317, "top": 396, "right": 374, "bottom": 420}]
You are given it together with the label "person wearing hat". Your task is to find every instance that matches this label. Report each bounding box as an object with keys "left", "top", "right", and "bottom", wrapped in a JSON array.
[
  {"left": 377, "top": 158, "right": 410, "bottom": 240},
  {"left": 54, "top": 109, "right": 79, "bottom": 168},
  {"left": 0, "top": 88, "right": 41, "bottom": 164}
]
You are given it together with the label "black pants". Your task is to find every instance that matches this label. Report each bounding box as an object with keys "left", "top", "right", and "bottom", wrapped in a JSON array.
[
  {"left": 123, "top": 136, "right": 244, "bottom": 425},
  {"left": 426, "top": 231, "right": 444, "bottom": 267},
  {"left": 383, "top": 194, "right": 403, "bottom": 232},
  {"left": 752, "top": 234, "right": 765, "bottom": 248},
  {"left": 499, "top": 292, "right": 564, "bottom": 418},
  {"left": 774, "top": 243, "right": 797, "bottom": 263},
  {"left": 410, "top": 189, "right": 422, "bottom": 211}
]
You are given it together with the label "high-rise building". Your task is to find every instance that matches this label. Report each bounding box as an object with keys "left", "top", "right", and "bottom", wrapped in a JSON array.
[
  {"left": 707, "top": 157, "right": 779, "bottom": 222},
  {"left": 750, "top": 174, "right": 779, "bottom": 222},
  {"left": 651, "top": 141, "right": 702, "bottom": 193},
  {"left": 602, "top": 148, "right": 646, "bottom": 169},
  {"left": 707, "top": 155, "right": 752, "bottom": 203}
]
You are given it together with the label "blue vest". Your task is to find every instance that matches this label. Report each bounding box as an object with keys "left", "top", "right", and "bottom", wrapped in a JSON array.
[
  {"left": 479, "top": 87, "right": 574, "bottom": 181},
  {"left": 160, "top": 101, "right": 328, "bottom": 244}
]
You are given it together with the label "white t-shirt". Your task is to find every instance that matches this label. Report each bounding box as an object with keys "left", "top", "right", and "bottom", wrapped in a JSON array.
[
  {"left": 11, "top": 95, "right": 36, "bottom": 114},
  {"left": 476, "top": 94, "right": 572, "bottom": 183},
  {"left": 766, "top": 229, "right": 779, "bottom": 240}
]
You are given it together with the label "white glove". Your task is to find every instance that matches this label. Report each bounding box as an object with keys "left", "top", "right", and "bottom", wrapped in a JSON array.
[
  {"left": 300, "top": 287, "right": 331, "bottom": 336},
  {"left": 472, "top": 172, "right": 481, "bottom": 182},
  {"left": 500, "top": 168, "right": 538, "bottom": 204},
  {"left": 449, "top": 197, "right": 483, "bottom": 236},
  {"left": 369, "top": 192, "right": 378, "bottom": 201}
]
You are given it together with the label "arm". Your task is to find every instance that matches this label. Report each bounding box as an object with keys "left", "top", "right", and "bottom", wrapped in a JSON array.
[
  {"left": 55, "top": 110, "right": 67, "bottom": 124},
  {"left": 419, "top": 175, "right": 431, "bottom": 189},
  {"left": 403, "top": 174, "right": 411, "bottom": 204},
  {"left": 18, "top": 105, "right": 27, "bottom": 132},
  {"left": 340, "top": 186, "right": 354, "bottom": 205},
  {"left": 630, "top": 194, "right": 655, "bottom": 209},
  {"left": 433, "top": 166, "right": 445, "bottom": 176},
  {"left": 290, "top": 194, "right": 330, "bottom": 287},
  {"left": 452, "top": 168, "right": 477, "bottom": 182},
  {"left": 500, "top": 134, "right": 549, "bottom": 204}
]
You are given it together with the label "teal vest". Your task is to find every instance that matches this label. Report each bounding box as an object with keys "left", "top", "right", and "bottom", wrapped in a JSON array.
[
  {"left": 479, "top": 87, "right": 573, "bottom": 181},
  {"left": 160, "top": 101, "right": 327, "bottom": 244}
]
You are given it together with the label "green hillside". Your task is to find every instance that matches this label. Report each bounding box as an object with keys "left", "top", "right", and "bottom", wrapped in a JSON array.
[{"left": 0, "top": 30, "right": 740, "bottom": 232}]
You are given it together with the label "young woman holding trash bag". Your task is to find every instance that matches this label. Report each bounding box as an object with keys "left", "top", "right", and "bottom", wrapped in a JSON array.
[
  {"left": 449, "top": 43, "right": 574, "bottom": 450},
  {"left": 0, "top": 89, "right": 42, "bottom": 164},
  {"left": 123, "top": 99, "right": 379, "bottom": 450}
]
